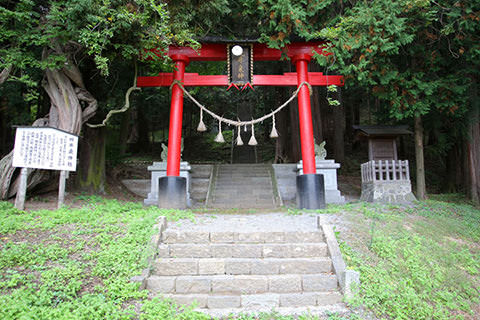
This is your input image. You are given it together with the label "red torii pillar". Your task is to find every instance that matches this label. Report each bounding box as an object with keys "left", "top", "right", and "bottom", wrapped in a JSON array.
[{"left": 138, "top": 42, "right": 344, "bottom": 209}]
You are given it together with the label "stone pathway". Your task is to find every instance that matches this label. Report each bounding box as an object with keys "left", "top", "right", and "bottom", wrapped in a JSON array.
[{"left": 146, "top": 213, "right": 348, "bottom": 318}]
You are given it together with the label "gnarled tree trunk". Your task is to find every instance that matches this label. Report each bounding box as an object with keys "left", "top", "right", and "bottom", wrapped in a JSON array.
[{"left": 0, "top": 51, "right": 97, "bottom": 199}]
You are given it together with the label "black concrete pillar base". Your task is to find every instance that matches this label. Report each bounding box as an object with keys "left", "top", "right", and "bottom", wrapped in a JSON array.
[
  {"left": 296, "top": 174, "right": 326, "bottom": 210},
  {"left": 158, "top": 176, "right": 187, "bottom": 209}
]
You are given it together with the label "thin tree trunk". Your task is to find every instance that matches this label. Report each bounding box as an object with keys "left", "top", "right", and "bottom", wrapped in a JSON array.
[
  {"left": 445, "top": 146, "right": 459, "bottom": 193},
  {"left": 467, "top": 76, "right": 479, "bottom": 204},
  {"left": 118, "top": 109, "right": 131, "bottom": 156},
  {"left": 0, "top": 65, "right": 12, "bottom": 85},
  {"left": 414, "top": 115, "right": 426, "bottom": 200},
  {"left": 78, "top": 126, "right": 106, "bottom": 193},
  {"left": 0, "top": 97, "right": 7, "bottom": 156},
  {"left": 0, "top": 66, "right": 12, "bottom": 156}
]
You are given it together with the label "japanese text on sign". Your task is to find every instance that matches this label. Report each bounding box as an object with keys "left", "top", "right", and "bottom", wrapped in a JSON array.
[{"left": 12, "top": 127, "right": 78, "bottom": 171}]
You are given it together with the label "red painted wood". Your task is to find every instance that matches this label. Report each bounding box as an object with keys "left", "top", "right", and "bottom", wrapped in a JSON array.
[
  {"left": 148, "top": 42, "right": 331, "bottom": 61},
  {"left": 166, "top": 56, "right": 188, "bottom": 176},
  {"left": 294, "top": 55, "right": 316, "bottom": 174},
  {"left": 137, "top": 73, "right": 344, "bottom": 87}
]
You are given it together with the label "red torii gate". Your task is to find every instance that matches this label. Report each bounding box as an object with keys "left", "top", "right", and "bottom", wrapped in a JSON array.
[{"left": 137, "top": 42, "right": 344, "bottom": 209}]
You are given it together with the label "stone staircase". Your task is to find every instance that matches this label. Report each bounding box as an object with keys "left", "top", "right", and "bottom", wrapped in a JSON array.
[
  {"left": 146, "top": 214, "right": 346, "bottom": 317},
  {"left": 190, "top": 165, "right": 213, "bottom": 206},
  {"left": 209, "top": 164, "right": 278, "bottom": 209}
]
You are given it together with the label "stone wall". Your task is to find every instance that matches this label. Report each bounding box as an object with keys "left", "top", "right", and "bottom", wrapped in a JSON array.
[{"left": 360, "top": 180, "right": 416, "bottom": 203}]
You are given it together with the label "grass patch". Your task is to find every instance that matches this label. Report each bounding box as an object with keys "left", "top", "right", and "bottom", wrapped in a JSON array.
[
  {"left": 1, "top": 195, "right": 478, "bottom": 319},
  {"left": 0, "top": 198, "right": 203, "bottom": 320},
  {"left": 336, "top": 198, "right": 480, "bottom": 320}
]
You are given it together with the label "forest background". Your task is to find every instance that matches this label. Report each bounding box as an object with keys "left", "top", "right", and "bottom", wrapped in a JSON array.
[{"left": 0, "top": 0, "right": 479, "bottom": 204}]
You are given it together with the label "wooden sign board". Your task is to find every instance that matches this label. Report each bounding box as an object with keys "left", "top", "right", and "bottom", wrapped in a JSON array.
[
  {"left": 12, "top": 127, "right": 78, "bottom": 171},
  {"left": 227, "top": 44, "right": 253, "bottom": 85}
]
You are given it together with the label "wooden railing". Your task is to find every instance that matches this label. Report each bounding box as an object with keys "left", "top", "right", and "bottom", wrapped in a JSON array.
[{"left": 361, "top": 160, "right": 410, "bottom": 183}]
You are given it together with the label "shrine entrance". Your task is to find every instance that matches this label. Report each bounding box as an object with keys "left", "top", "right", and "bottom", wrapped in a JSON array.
[{"left": 137, "top": 41, "right": 344, "bottom": 209}]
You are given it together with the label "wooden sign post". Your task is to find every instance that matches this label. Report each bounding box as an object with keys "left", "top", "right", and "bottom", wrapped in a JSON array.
[{"left": 12, "top": 127, "right": 79, "bottom": 210}]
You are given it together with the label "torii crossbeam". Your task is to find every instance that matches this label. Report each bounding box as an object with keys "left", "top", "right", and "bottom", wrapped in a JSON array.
[{"left": 138, "top": 42, "right": 345, "bottom": 209}]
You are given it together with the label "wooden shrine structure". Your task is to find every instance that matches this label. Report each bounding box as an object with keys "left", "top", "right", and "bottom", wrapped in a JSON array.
[{"left": 137, "top": 41, "right": 344, "bottom": 209}]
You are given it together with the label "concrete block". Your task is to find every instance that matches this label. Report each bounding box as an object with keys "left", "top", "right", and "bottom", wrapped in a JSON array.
[
  {"left": 236, "top": 232, "right": 264, "bottom": 243},
  {"left": 165, "top": 294, "right": 208, "bottom": 308},
  {"left": 175, "top": 276, "right": 211, "bottom": 294},
  {"left": 210, "top": 232, "right": 235, "bottom": 243},
  {"left": 278, "top": 258, "right": 332, "bottom": 274},
  {"left": 154, "top": 258, "right": 197, "bottom": 276},
  {"left": 198, "top": 259, "right": 225, "bottom": 275},
  {"left": 157, "top": 244, "right": 170, "bottom": 257},
  {"left": 242, "top": 294, "right": 279, "bottom": 309},
  {"left": 344, "top": 269, "right": 360, "bottom": 299},
  {"left": 225, "top": 259, "right": 251, "bottom": 275},
  {"left": 170, "top": 244, "right": 211, "bottom": 258},
  {"left": 147, "top": 276, "right": 175, "bottom": 294},
  {"left": 263, "top": 232, "right": 285, "bottom": 243},
  {"left": 263, "top": 244, "right": 289, "bottom": 258},
  {"left": 232, "top": 245, "right": 262, "bottom": 258},
  {"left": 211, "top": 276, "right": 268, "bottom": 294},
  {"left": 211, "top": 244, "right": 233, "bottom": 258},
  {"left": 289, "top": 243, "right": 328, "bottom": 258},
  {"left": 302, "top": 274, "right": 338, "bottom": 292},
  {"left": 279, "top": 293, "right": 317, "bottom": 307},
  {"left": 284, "top": 231, "right": 323, "bottom": 243},
  {"left": 316, "top": 292, "right": 343, "bottom": 306},
  {"left": 263, "top": 244, "right": 327, "bottom": 258},
  {"left": 207, "top": 295, "right": 241, "bottom": 309},
  {"left": 268, "top": 275, "right": 301, "bottom": 293},
  {"left": 250, "top": 259, "right": 279, "bottom": 275},
  {"left": 185, "top": 232, "right": 210, "bottom": 243}
]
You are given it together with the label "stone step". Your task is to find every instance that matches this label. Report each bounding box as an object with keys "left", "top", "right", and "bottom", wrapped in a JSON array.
[
  {"left": 217, "top": 173, "right": 271, "bottom": 181},
  {"left": 213, "top": 184, "right": 272, "bottom": 190},
  {"left": 191, "top": 179, "right": 210, "bottom": 189},
  {"left": 153, "top": 257, "right": 332, "bottom": 276},
  {"left": 162, "top": 230, "right": 324, "bottom": 244},
  {"left": 147, "top": 274, "right": 338, "bottom": 295},
  {"left": 158, "top": 291, "right": 343, "bottom": 309},
  {"left": 209, "top": 202, "right": 275, "bottom": 209},
  {"left": 158, "top": 243, "right": 328, "bottom": 258},
  {"left": 190, "top": 165, "right": 213, "bottom": 178},
  {"left": 199, "top": 304, "right": 348, "bottom": 319},
  {"left": 190, "top": 192, "right": 207, "bottom": 201},
  {"left": 212, "top": 196, "right": 274, "bottom": 203},
  {"left": 209, "top": 203, "right": 275, "bottom": 209}
]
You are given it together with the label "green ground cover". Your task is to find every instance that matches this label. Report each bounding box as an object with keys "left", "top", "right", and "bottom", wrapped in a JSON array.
[{"left": 0, "top": 196, "right": 479, "bottom": 319}]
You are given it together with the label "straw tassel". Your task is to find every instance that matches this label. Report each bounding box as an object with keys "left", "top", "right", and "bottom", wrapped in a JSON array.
[
  {"left": 197, "top": 109, "right": 207, "bottom": 132},
  {"left": 270, "top": 113, "right": 279, "bottom": 138},
  {"left": 236, "top": 126, "right": 243, "bottom": 145},
  {"left": 248, "top": 123, "right": 258, "bottom": 146},
  {"left": 214, "top": 120, "right": 225, "bottom": 143}
]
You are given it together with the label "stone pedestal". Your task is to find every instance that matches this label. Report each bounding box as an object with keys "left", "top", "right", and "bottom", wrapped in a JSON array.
[
  {"left": 144, "top": 162, "right": 192, "bottom": 207},
  {"left": 297, "top": 159, "right": 345, "bottom": 204},
  {"left": 360, "top": 180, "right": 416, "bottom": 203}
]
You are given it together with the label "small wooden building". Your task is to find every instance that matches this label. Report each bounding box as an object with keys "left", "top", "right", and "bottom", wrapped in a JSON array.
[{"left": 353, "top": 125, "right": 412, "bottom": 161}]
